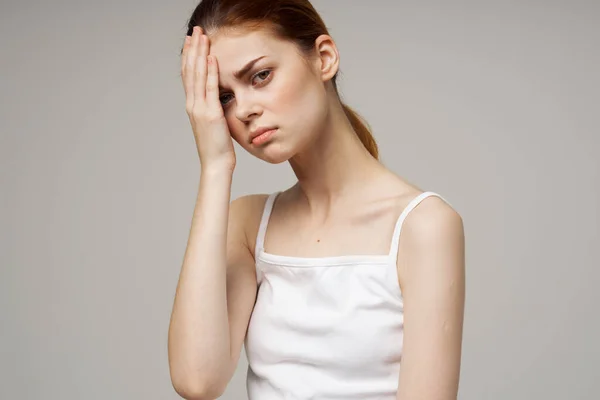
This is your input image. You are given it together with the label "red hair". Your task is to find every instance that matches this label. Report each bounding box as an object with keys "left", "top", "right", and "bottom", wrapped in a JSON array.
[{"left": 182, "top": 0, "right": 379, "bottom": 159}]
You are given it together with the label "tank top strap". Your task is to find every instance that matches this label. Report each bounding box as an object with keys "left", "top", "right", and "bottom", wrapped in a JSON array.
[
  {"left": 255, "top": 191, "right": 281, "bottom": 257},
  {"left": 388, "top": 191, "right": 452, "bottom": 262}
]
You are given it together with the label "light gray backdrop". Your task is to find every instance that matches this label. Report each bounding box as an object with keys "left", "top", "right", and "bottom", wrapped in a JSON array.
[{"left": 2, "top": 0, "right": 598, "bottom": 399}]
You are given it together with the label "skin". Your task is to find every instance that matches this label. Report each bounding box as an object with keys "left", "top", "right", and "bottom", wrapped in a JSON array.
[{"left": 171, "top": 24, "right": 465, "bottom": 400}]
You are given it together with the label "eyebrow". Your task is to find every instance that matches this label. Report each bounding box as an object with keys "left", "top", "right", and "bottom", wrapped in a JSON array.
[{"left": 233, "top": 56, "right": 268, "bottom": 80}]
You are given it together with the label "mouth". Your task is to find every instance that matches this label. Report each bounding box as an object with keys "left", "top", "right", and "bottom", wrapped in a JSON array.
[{"left": 251, "top": 128, "right": 278, "bottom": 146}]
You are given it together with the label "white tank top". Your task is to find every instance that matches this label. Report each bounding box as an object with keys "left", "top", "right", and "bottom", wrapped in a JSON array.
[{"left": 244, "top": 190, "right": 450, "bottom": 399}]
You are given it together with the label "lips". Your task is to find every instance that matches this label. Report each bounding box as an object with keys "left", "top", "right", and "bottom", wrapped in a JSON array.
[
  {"left": 249, "top": 126, "right": 278, "bottom": 144},
  {"left": 251, "top": 128, "right": 277, "bottom": 145}
]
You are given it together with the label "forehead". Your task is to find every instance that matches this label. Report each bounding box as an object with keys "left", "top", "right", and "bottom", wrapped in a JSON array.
[{"left": 208, "top": 28, "right": 292, "bottom": 76}]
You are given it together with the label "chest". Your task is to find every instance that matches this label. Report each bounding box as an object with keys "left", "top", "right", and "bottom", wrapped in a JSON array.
[
  {"left": 245, "top": 260, "right": 404, "bottom": 373},
  {"left": 261, "top": 202, "right": 401, "bottom": 259}
]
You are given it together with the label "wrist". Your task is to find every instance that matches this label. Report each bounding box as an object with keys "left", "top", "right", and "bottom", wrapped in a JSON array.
[{"left": 201, "top": 162, "right": 235, "bottom": 178}]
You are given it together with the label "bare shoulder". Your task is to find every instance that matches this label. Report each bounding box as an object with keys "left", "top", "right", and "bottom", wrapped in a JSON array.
[
  {"left": 229, "top": 193, "right": 271, "bottom": 258},
  {"left": 402, "top": 194, "right": 463, "bottom": 242},
  {"left": 230, "top": 192, "right": 270, "bottom": 216},
  {"left": 396, "top": 192, "right": 465, "bottom": 287}
]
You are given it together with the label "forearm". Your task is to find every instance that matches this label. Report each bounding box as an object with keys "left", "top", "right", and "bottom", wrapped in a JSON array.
[{"left": 168, "top": 167, "right": 233, "bottom": 397}]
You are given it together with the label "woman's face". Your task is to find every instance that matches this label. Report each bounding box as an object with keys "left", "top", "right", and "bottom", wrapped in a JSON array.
[{"left": 207, "top": 28, "right": 333, "bottom": 164}]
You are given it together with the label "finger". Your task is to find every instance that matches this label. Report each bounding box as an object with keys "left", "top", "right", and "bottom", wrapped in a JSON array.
[
  {"left": 184, "top": 27, "right": 202, "bottom": 107},
  {"left": 193, "top": 34, "right": 209, "bottom": 106},
  {"left": 205, "top": 55, "right": 221, "bottom": 114},
  {"left": 180, "top": 35, "right": 191, "bottom": 78}
]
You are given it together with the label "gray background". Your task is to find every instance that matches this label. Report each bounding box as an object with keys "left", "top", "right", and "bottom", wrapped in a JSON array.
[{"left": 2, "top": 0, "right": 598, "bottom": 399}]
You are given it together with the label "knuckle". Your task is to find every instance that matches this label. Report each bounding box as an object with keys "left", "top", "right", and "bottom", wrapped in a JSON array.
[{"left": 185, "top": 102, "right": 195, "bottom": 115}]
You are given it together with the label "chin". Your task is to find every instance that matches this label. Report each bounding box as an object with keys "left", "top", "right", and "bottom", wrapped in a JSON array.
[
  {"left": 257, "top": 150, "right": 292, "bottom": 165},
  {"left": 252, "top": 142, "right": 295, "bottom": 164}
]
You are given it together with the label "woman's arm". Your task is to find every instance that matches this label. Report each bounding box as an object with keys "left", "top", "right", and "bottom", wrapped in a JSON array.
[
  {"left": 167, "top": 168, "right": 258, "bottom": 400},
  {"left": 395, "top": 197, "right": 466, "bottom": 400}
]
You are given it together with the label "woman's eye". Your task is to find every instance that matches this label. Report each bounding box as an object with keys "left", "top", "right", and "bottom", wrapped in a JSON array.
[
  {"left": 219, "top": 94, "right": 233, "bottom": 106},
  {"left": 252, "top": 70, "right": 272, "bottom": 86},
  {"left": 220, "top": 70, "right": 272, "bottom": 107}
]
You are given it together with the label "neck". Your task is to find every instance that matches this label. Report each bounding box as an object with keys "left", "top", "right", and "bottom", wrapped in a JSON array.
[{"left": 288, "top": 98, "right": 385, "bottom": 220}]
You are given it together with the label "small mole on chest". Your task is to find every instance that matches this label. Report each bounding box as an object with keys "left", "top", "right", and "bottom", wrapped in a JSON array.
[{"left": 317, "top": 239, "right": 320, "bottom": 243}]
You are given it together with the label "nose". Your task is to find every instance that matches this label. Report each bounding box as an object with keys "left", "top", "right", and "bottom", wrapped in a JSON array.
[{"left": 234, "top": 92, "right": 261, "bottom": 122}]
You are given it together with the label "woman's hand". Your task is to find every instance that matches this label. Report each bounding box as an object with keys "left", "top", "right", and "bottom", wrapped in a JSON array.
[{"left": 182, "top": 26, "right": 236, "bottom": 172}]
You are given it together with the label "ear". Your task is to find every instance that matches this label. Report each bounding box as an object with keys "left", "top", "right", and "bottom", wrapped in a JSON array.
[{"left": 312, "top": 34, "right": 340, "bottom": 82}]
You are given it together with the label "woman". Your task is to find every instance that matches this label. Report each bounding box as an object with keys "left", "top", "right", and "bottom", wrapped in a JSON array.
[{"left": 168, "top": 1, "right": 466, "bottom": 399}]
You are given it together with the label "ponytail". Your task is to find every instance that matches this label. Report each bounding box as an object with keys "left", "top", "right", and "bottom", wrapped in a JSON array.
[{"left": 341, "top": 102, "right": 379, "bottom": 160}]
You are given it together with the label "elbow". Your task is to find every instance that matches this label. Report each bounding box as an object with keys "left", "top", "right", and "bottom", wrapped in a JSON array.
[
  {"left": 171, "top": 380, "right": 225, "bottom": 400},
  {"left": 167, "top": 350, "right": 231, "bottom": 399},
  {"left": 170, "top": 373, "right": 226, "bottom": 400}
]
